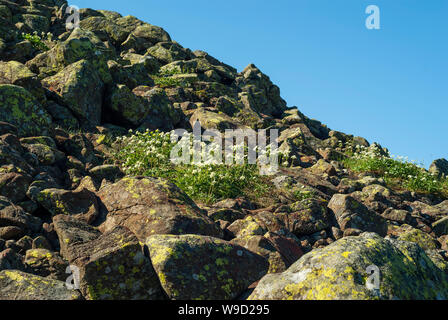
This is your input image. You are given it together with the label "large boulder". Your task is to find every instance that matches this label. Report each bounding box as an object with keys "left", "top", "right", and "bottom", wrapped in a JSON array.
[
  {"left": 160, "top": 56, "right": 237, "bottom": 83},
  {"left": 36, "top": 188, "right": 100, "bottom": 224},
  {"left": 429, "top": 159, "right": 448, "bottom": 177},
  {"left": 121, "top": 23, "right": 171, "bottom": 53},
  {"left": 0, "top": 172, "right": 31, "bottom": 203},
  {"left": 133, "top": 86, "right": 182, "bottom": 130},
  {"left": 26, "top": 30, "right": 112, "bottom": 83},
  {"left": 397, "top": 228, "right": 438, "bottom": 251},
  {"left": 13, "top": 13, "right": 49, "bottom": 33},
  {"left": 0, "top": 270, "right": 81, "bottom": 300},
  {"left": 22, "top": 143, "right": 65, "bottom": 166},
  {"left": 0, "top": 248, "right": 25, "bottom": 271},
  {"left": 0, "top": 84, "right": 52, "bottom": 137},
  {"left": 0, "top": 61, "right": 46, "bottom": 103},
  {"left": 328, "top": 194, "right": 388, "bottom": 236},
  {"left": 272, "top": 198, "right": 333, "bottom": 236},
  {"left": 24, "top": 248, "right": 68, "bottom": 280},
  {"left": 249, "top": 233, "right": 448, "bottom": 300},
  {"left": 146, "top": 234, "right": 269, "bottom": 300},
  {"left": 98, "top": 177, "right": 223, "bottom": 241},
  {"left": 189, "top": 108, "right": 244, "bottom": 131},
  {"left": 60, "top": 224, "right": 164, "bottom": 300},
  {"left": 52, "top": 215, "right": 101, "bottom": 261},
  {"left": 146, "top": 42, "right": 191, "bottom": 64},
  {"left": 104, "top": 84, "right": 150, "bottom": 127},
  {"left": 0, "top": 196, "right": 41, "bottom": 236},
  {"left": 107, "top": 60, "right": 154, "bottom": 89},
  {"left": 231, "top": 234, "right": 303, "bottom": 274},
  {"left": 235, "top": 64, "right": 287, "bottom": 117},
  {"left": 41, "top": 60, "right": 104, "bottom": 126},
  {"left": 79, "top": 16, "right": 129, "bottom": 45}
]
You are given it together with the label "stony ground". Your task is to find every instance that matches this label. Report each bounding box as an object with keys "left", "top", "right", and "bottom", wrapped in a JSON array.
[{"left": 1, "top": 0, "right": 448, "bottom": 300}]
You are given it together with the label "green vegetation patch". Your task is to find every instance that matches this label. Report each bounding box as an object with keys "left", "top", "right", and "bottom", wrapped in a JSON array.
[
  {"left": 343, "top": 145, "right": 448, "bottom": 197},
  {"left": 112, "top": 130, "right": 270, "bottom": 204}
]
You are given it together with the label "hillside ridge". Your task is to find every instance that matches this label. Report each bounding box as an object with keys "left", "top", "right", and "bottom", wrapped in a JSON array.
[{"left": 1, "top": 0, "right": 448, "bottom": 300}]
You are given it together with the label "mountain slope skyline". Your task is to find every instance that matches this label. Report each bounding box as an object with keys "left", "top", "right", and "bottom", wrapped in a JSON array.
[{"left": 70, "top": 0, "right": 448, "bottom": 167}]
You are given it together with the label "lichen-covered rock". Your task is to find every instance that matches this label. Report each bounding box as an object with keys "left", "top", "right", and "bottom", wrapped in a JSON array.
[
  {"left": 0, "top": 145, "right": 35, "bottom": 175},
  {"left": 0, "top": 226, "right": 24, "bottom": 240},
  {"left": 0, "top": 61, "right": 46, "bottom": 103},
  {"left": 249, "top": 233, "right": 448, "bottom": 300},
  {"left": 45, "top": 101, "right": 79, "bottom": 129},
  {"left": 133, "top": 86, "right": 182, "bottom": 131},
  {"left": 231, "top": 235, "right": 299, "bottom": 274},
  {"left": 22, "top": 143, "right": 65, "bottom": 166},
  {"left": 0, "top": 84, "right": 52, "bottom": 137},
  {"left": 52, "top": 215, "right": 101, "bottom": 261},
  {"left": 79, "top": 16, "right": 128, "bottom": 45},
  {"left": 160, "top": 57, "right": 237, "bottom": 83},
  {"left": 121, "top": 52, "right": 161, "bottom": 74},
  {"left": 0, "top": 196, "right": 41, "bottom": 234},
  {"left": 0, "top": 248, "right": 25, "bottom": 271},
  {"left": 121, "top": 23, "right": 171, "bottom": 53},
  {"left": 429, "top": 158, "right": 448, "bottom": 177},
  {"left": 88, "top": 164, "right": 123, "bottom": 184},
  {"left": 42, "top": 59, "right": 104, "bottom": 126},
  {"left": 107, "top": 60, "right": 154, "bottom": 89},
  {"left": 26, "top": 31, "right": 112, "bottom": 83},
  {"left": 52, "top": 213, "right": 163, "bottom": 300},
  {"left": 26, "top": 172, "right": 61, "bottom": 203},
  {"left": 98, "top": 177, "right": 222, "bottom": 241},
  {"left": 37, "top": 188, "right": 100, "bottom": 224},
  {"left": 0, "top": 270, "right": 81, "bottom": 300},
  {"left": 146, "top": 234, "right": 269, "bottom": 300},
  {"left": 207, "top": 208, "right": 245, "bottom": 223},
  {"left": 13, "top": 13, "right": 49, "bottom": 33},
  {"left": 59, "top": 133, "right": 101, "bottom": 167},
  {"left": 227, "top": 216, "right": 267, "bottom": 238},
  {"left": 433, "top": 217, "right": 448, "bottom": 237},
  {"left": 24, "top": 248, "right": 68, "bottom": 280},
  {"left": 328, "top": 194, "right": 388, "bottom": 236},
  {"left": 278, "top": 127, "right": 318, "bottom": 165},
  {"left": 0, "top": 172, "right": 31, "bottom": 203},
  {"left": 146, "top": 42, "right": 191, "bottom": 64},
  {"left": 190, "top": 108, "right": 243, "bottom": 131},
  {"left": 235, "top": 64, "right": 287, "bottom": 117},
  {"left": 104, "top": 84, "right": 151, "bottom": 127},
  {"left": 408, "top": 201, "right": 448, "bottom": 220},
  {"left": 61, "top": 226, "right": 164, "bottom": 300},
  {"left": 382, "top": 208, "right": 412, "bottom": 224},
  {"left": 309, "top": 160, "right": 337, "bottom": 176},
  {"left": 397, "top": 228, "right": 438, "bottom": 250},
  {"left": 275, "top": 198, "right": 333, "bottom": 236}
]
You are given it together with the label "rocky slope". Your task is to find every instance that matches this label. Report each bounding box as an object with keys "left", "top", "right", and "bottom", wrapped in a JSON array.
[{"left": 1, "top": 0, "right": 448, "bottom": 300}]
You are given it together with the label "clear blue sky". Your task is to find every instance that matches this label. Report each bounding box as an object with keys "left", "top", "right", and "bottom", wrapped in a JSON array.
[{"left": 71, "top": 0, "right": 447, "bottom": 167}]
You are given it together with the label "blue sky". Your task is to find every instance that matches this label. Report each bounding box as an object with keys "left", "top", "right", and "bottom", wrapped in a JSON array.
[{"left": 71, "top": 0, "right": 447, "bottom": 167}]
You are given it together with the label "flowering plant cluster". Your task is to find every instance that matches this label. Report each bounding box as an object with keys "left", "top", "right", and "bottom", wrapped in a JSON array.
[
  {"left": 113, "top": 129, "right": 270, "bottom": 204},
  {"left": 344, "top": 144, "right": 448, "bottom": 195},
  {"left": 20, "top": 31, "right": 52, "bottom": 51}
]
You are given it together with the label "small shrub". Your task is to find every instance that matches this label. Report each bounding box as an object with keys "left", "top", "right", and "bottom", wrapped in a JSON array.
[{"left": 20, "top": 32, "right": 51, "bottom": 51}]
